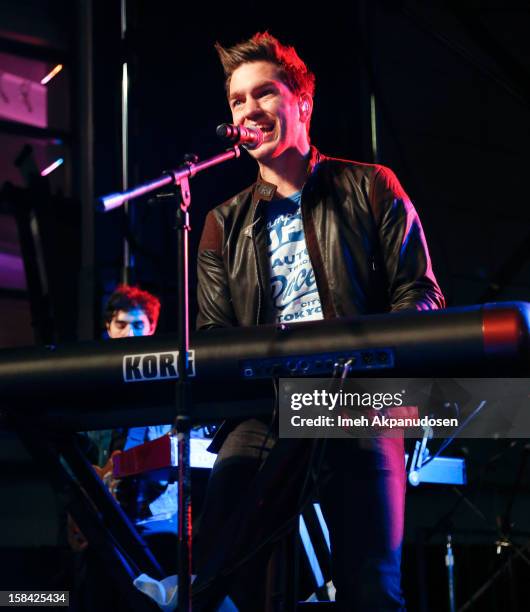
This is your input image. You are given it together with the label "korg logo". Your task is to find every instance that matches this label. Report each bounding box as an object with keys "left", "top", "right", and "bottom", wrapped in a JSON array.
[{"left": 122, "top": 350, "right": 195, "bottom": 383}]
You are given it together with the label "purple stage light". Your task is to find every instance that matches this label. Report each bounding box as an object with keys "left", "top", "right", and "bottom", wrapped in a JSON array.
[{"left": 40, "top": 157, "right": 64, "bottom": 177}]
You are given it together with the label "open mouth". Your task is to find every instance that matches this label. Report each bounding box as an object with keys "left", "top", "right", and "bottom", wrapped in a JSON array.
[{"left": 257, "top": 125, "right": 274, "bottom": 134}]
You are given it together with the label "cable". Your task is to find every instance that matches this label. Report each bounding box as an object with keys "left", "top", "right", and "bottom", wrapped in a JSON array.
[
  {"left": 419, "top": 400, "right": 487, "bottom": 468},
  {"left": 195, "top": 361, "right": 354, "bottom": 594}
]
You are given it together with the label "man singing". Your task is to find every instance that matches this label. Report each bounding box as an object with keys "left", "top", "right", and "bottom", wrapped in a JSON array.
[{"left": 194, "top": 32, "right": 445, "bottom": 611}]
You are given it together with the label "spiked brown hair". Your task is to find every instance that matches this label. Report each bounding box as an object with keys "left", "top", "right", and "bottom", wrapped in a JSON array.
[{"left": 215, "top": 32, "right": 315, "bottom": 98}]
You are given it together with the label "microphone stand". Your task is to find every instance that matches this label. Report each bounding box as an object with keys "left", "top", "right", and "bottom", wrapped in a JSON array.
[{"left": 98, "top": 145, "right": 241, "bottom": 611}]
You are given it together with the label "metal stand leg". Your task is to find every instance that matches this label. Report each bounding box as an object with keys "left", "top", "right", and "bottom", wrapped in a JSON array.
[
  {"left": 445, "top": 534, "right": 456, "bottom": 612},
  {"left": 15, "top": 427, "right": 161, "bottom": 611}
]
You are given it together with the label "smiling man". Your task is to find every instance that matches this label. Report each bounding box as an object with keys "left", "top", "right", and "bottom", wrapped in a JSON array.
[{"left": 194, "top": 33, "right": 445, "bottom": 611}]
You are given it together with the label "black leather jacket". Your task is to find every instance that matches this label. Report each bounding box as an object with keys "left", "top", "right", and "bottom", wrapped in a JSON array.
[{"left": 197, "top": 148, "right": 445, "bottom": 330}]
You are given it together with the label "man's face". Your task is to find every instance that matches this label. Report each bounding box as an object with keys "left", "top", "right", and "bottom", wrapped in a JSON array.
[
  {"left": 228, "top": 61, "right": 310, "bottom": 162},
  {"left": 106, "top": 308, "right": 154, "bottom": 338}
]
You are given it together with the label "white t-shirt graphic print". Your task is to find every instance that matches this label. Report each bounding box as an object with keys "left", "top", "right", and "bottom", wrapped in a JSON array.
[{"left": 266, "top": 190, "right": 323, "bottom": 324}]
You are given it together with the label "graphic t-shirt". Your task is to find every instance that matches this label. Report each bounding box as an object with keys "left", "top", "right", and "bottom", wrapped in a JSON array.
[{"left": 266, "top": 190, "right": 323, "bottom": 324}]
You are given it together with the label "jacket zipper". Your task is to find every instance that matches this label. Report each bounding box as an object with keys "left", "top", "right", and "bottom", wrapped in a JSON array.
[
  {"left": 250, "top": 197, "right": 263, "bottom": 325},
  {"left": 299, "top": 184, "right": 325, "bottom": 311}
]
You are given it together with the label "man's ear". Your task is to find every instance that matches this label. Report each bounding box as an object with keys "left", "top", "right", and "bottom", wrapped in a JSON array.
[{"left": 299, "top": 94, "right": 313, "bottom": 122}]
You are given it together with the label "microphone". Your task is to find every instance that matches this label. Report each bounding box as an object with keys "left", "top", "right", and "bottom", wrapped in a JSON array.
[{"left": 216, "top": 123, "right": 264, "bottom": 150}]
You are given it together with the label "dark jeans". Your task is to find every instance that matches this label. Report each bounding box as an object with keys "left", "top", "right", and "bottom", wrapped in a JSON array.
[{"left": 193, "top": 419, "right": 406, "bottom": 611}]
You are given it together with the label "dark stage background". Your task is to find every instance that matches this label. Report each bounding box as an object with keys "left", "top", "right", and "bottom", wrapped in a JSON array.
[
  {"left": 1, "top": 1, "right": 530, "bottom": 610},
  {"left": 93, "top": 0, "right": 530, "bottom": 335}
]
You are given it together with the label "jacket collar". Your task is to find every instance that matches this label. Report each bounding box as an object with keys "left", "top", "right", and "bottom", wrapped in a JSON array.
[{"left": 251, "top": 145, "right": 324, "bottom": 205}]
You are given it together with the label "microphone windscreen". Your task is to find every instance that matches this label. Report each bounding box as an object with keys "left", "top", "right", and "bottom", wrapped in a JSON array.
[{"left": 216, "top": 123, "right": 234, "bottom": 140}]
